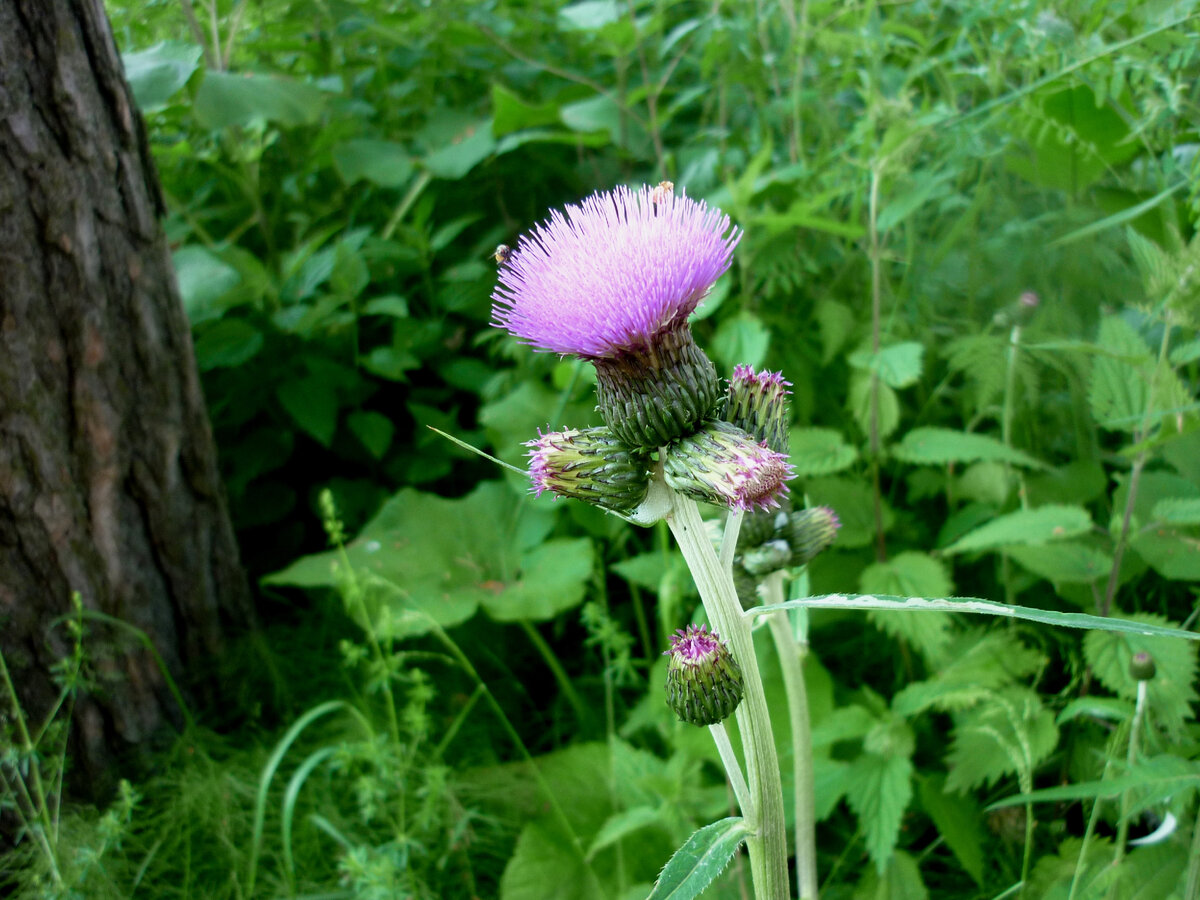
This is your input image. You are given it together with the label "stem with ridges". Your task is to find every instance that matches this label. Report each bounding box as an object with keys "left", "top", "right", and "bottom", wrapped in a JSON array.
[{"left": 668, "top": 496, "right": 789, "bottom": 900}]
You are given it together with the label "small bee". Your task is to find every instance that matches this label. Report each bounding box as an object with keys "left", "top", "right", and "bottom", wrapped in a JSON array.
[
  {"left": 493, "top": 243, "right": 513, "bottom": 266},
  {"left": 650, "top": 180, "right": 675, "bottom": 212}
]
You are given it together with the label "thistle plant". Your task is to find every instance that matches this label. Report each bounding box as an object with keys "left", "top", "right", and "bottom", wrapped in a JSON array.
[{"left": 492, "top": 183, "right": 798, "bottom": 899}]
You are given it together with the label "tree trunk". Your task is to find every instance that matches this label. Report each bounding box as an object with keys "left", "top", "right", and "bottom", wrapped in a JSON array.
[{"left": 0, "top": 0, "right": 252, "bottom": 791}]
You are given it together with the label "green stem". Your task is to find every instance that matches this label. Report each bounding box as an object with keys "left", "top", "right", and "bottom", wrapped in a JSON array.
[
  {"left": 1114, "top": 680, "right": 1148, "bottom": 865},
  {"left": 709, "top": 721, "right": 752, "bottom": 814},
  {"left": 668, "top": 497, "right": 789, "bottom": 900},
  {"left": 519, "top": 620, "right": 589, "bottom": 726},
  {"left": 762, "top": 572, "right": 819, "bottom": 899},
  {"left": 1185, "top": 804, "right": 1200, "bottom": 900}
]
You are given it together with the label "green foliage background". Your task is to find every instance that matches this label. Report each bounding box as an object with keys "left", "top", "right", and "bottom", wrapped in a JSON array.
[{"left": 6, "top": 0, "right": 1200, "bottom": 897}]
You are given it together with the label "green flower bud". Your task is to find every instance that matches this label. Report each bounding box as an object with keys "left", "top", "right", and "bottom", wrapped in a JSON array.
[
  {"left": 664, "top": 420, "right": 793, "bottom": 512},
  {"left": 786, "top": 506, "right": 840, "bottom": 565},
  {"left": 742, "top": 539, "right": 792, "bottom": 576},
  {"left": 1130, "top": 651, "right": 1156, "bottom": 682},
  {"left": 526, "top": 427, "right": 650, "bottom": 512},
  {"left": 723, "top": 365, "right": 792, "bottom": 454},
  {"left": 665, "top": 624, "right": 745, "bottom": 726}
]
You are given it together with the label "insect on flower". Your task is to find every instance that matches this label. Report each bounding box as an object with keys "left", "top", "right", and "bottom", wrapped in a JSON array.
[
  {"left": 492, "top": 243, "right": 513, "bottom": 266},
  {"left": 650, "top": 180, "right": 674, "bottom": 212}
]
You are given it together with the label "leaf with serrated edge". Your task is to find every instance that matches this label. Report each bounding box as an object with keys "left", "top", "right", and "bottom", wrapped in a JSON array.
[
  {"left": 893, "top": 427, "right": 1047, "bottom": 469},
  {"left": 648, "top": 818, "right": 750, "bottom": 900}
]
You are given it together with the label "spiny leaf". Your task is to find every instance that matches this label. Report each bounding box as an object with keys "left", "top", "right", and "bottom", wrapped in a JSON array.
[
  {"left": 944, "top": 688, "right": 1058, "bottom": 793},
  {"left": 648, "top": 818, "right": 750, "bottom": 900},
  {"left": 892, "top": 631, "right": 1046, "bottom": 717},
  {"left": 1089, "top": 315, "right": 1151, "bottom": 433},
  {"left": 845, "top": 753, "right": 913, "bottom": 873}
]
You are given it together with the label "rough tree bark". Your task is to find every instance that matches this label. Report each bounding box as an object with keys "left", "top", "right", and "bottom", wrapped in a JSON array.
[{"left": 0, "top": 0, "right": 253, "bottom": 790}]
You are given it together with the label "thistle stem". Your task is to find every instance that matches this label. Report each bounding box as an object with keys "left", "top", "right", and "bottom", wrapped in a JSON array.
[
  {"left": 763, "top": 571, "right": 819, "bottom": 899},
  {"left": 709, "top": 721, "right": 752, "bottom": 816},
  {"left": 1114, "top": 680, "right": 1148, "bottom": 865},
  {"left": 668, "top": 496, "right": 789, "bottom": 900}
]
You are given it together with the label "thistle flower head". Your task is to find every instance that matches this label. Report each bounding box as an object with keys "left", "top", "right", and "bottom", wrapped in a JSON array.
[
  {"left": 725, "top": 365, "right": 792, "bottom": 453},
  {"left": 492, "top": 184, "right": 740, "bottom": 359},
  {"left": 786, "top": 505, "right": 841, "bottom": 565},
  {"left": 663, "top": 420, "right": 793, "bottom": 513},
  {"left": 526, "top": 426, "right": 650, "bottom": 512},
  {"left": 664, "top": 624, "right": 744, "bottom": 726}
]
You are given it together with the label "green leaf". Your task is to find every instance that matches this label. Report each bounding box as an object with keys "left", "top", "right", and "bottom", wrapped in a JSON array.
[
  {"left": 754, "top": 595, "right": 1200, "bottom": 642},
  {"left": 711, "top": 312, "right": 770, "bottom": 372},
  {"left": 848, "top": 341, "right": 924, "bottom": 389},
  {"left": 945, "top": 688, "right": 1058, "bottom": 792},
  {"left": 481, "top": 538, "right": 594, "bottom": 622},
  {"left": 852, "top": 851, "right": 929, "bottom": 900},
  {"left": 332, "top": 139, "right": 414, "bottom": 188},
  {"left": 502, "top": 818, "right": 607, "bottom": 900},
  {"left": 1169, "top": 337, "right": 1200, "bottom": 366},
  {"left": 1007, "top": 542, "right": 1113, "bottom": 583},
  {"left": 1152, "top": 497, "right": 1200, "bottom": 525},
  {"left": 1084, "top": 612, "right": 1198, "bottom": 735},
  {"left": 648, "top": 818, "right": 750, "bottom": 900},
  {"left": 277, "top": 376, "right": 338, "bottom": 447},
  {"left": 1089, "top": 316, "right": 1151, "bottom": 433},
  {"left": 848, "top": 371, "right": 899, "bottom": 441},
  {"left": 891, "top": 427, "right": 1046, "bottom": 469},
  {"left": 814, "top": 300, "right": 855, "bottom": 364},
  {"left": 193, "top": 319, "right": 263, "bottom": 370},
  {"left": 345, "top": 411, "right": 394, "bottom": 459},
  {"left": 561, "top": 95, "right": 625, "bottom": 143},
  {"left": 944, "top": 504, "right": 1092, "bottom": 554},
  {"left": 862, "top": 553, "right": 954, "bottom": 662},
  {"left": 173, "top": 245, "right": 241, "bottom": 323},
  {"left": 917, "top": 776, "right": 984, "bottom": 885},
  {"left": 558, "top": 0, "right": 621, "bottom": 29},
  {"left": 362, "top": 346, "right": 419, "bottom": 381},
  {"left": 1055, "top": 697, "right": 1133, "bottom": 725},
  {"left": 194, "top": 71, "right": 325, "bottom": 128},
  {"left": 802, "top": 477, "right": 892, "bottom": 550},
  {"left": 362, "top": 295, "right": 409, "bottom": 319},
  {"left": 893, "top": 631, "right": 1045, "bottom": 717},
  {"left": 1132, "top": 527, "right": 1200, "bottom": 580},
  {"left": 491, "top": 83, "right": 561, "bottom": 136},
  {"left": 330, "top": 242, "right": 369, "bottom": 299},
  {"left": 422, "top": 117, "right": 496, "bottom": 179},
  {"left": 788, "top": 427, "right": 858, "bottom": 477},
  {"left": 586, "top": 806, "right": 664, "bottom": 861},
  {"left": 612, "top": 551, "right": 693, "bottom": 597},
  {"left": 845, "top": 753, "right": 913, "bottom": 873},
  {"left": 122, "top": 42, "right": 201, "bottom": 110}
]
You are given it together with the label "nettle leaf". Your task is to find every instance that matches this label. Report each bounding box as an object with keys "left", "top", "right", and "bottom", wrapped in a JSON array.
[
  {"left": 917, "top": 775, "right": 985, "bottom": 886},
  {"left": 944, "top": 687, "right": 1058, "bottom": 793},
  {"left": 1084, "top": 612, "right": 1198, "bottom": 736},
  {"left": 813, "top": 757, "right": 853, "bottom": 820},
  {"left": 848, "top": 371, "right": 900, "bottom": 441},
  {"left": 944, "top": 504, "right": 1092, "bottom": 554},
  {"left": 1089, "top": 316, "right": 1152, "bottom": 433},
  {"left": 194, "top": 70, "right": 325, "bottom": 129},
  {"left": 502, "top": 818, "right": 607, "bottom": 900},
  {"left": 788, "top": 427, "right": 858, "bottom": 477},
  {"left": 263, "top": 482, "right": 577, "bottom": 637},
  {"left": 852, "top": 850, "right": 929, "bottom": 900},
  {"left": 893, "top": 631, "right": 1046, "bottom": 718},
  {"left": 944, "top": 334, "right": 1008, "bottom": 409},
  {"left": 1007, "top": 541, "right": 1113, "bottom": 584},
  {"left": 586, "top": 806, "right": 665, "bottom": 861},
  {"left": 891, "top": 427, "right": 1046, "bottom": 469},
  {"left": 845, "top": 753, "right": 913, "bottom": 873},
  {"left": 1132, "top": 527, "right": 1200, "bottom": 580},
  {"left": 849, "top": 341, "right": 924, "bottom": 389},
  {"left": 711, "top": 312, "right": 770, "bottom": 371},
  {"left": 861, "top": 553, "right": 954, "bottom": 663},
  {"left": 648, "top": 818, "right": 750, "bottom": 900}
]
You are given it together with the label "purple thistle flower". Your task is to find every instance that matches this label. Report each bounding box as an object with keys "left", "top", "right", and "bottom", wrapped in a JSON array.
[
  {"left": 725, "top": 365, "right": 793, "bottom": 454},
  {"left": 492, "top": 184, "right": 740, "bottom": 359},
  {"left": 664, "top": 623, "right": 744, "bottom": 726},
  {"left": 664, "top": 420, "right": 793, "bottom": 513}
]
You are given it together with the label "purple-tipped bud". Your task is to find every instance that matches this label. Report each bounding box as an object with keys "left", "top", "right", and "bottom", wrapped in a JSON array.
[
  {"left": 664, "top": 624, "right": 744, "bottom": 726},
  {"left": 1130, "top": 651, "right": 1156, "bottom": 682},
  {"left": 664, "top": 420, "right": 793, "bottom": 512},
  {"left": 724, "top": 365, "right": 792, "bottom": 454},
  {"left": 786, "top": 506, "right": 840, "bottom": 565},
  {"left": 526, "top": 427, "right": 650, "bottom": 513}
]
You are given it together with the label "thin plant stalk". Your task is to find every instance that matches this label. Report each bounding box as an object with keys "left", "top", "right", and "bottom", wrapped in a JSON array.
[
  {"left": 668, "top": 496, "right": 789, "bottom": 899},
  {"left": 709, "top": 721, "right": 752, "bottom": 815},
  {"left": 867, "top": 165, "right": 887, "bottom": 564},
  {"left": 519, "top": 620, "right": 590, "bottom": 726},
  {"left": 1114, "top": 680, "right": 1149, "bottom": 864},
  {"left": 1186, "top": 806, "right": 1200, "bottom": 900},
  {"left": 762, "top": 571, "right": 819, "bottom": 899}
]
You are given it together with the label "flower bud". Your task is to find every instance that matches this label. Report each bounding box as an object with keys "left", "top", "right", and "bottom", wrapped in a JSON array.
[
  {"left": 786, "top": 506, "right": 840, "bottom": 565},
  {"left": 1129, "top": 651, "right": 1156, "bottom": 682},
  {"left": 526, "top": 427, "right": 650, "bottom": 512},
  {"left": 664, "top": 624, "right": 745, "bottom": 726},
  {"left": 663, "top": 420, "right": 792, "bottom": 512},
  {"left": 742, "top": 539, "right": 792, "bottom": 576},
  {"left": 724, "top": 365, "right": 791, "bottom": 454}
]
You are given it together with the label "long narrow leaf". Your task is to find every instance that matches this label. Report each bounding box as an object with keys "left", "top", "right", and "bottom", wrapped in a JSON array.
[
  {"left": 751, "top": 594, "right": 1200, "bottom": 641},
  {"left": 649, "top": 817, "right": 751, "bottom": 900}
]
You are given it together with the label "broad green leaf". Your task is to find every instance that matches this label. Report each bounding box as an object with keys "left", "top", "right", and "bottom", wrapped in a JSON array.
[
  {"left": 788, "top": 428, "right": 858, "bottom": 477},
  {"left": 845, "top": 753, "right": 913, "bottom": 873},
  {"left": 891, "top": 427, "right": 1046, "bottom": 469},
  {"left": 193, "top": 319, "right": 263, "bottom": 370},
  {"left": 848, "top": 371, "right": 899, "bottom": 441},
  {"left": 332, "top": 139, "right": 413, "bottom": 188},
  {"left": 848, "top": 341, "right": 924, "bottom": 389},
  {"left": 345, "top": 411, "right": 394, "bottom": 459},
  {"left": 812, "top": 757, "right": 853, "bottom": 820},
  {"left": 1007, "top": 542, "right": 1113, "bottom": 583},
  {"left": 559, "top": 0, "right": 621, "bottom": 29},
  {"left": 893, "top": 631, "right": 1045, "bottom": 717},
  {"left": 482, "top": 538, "right": 594, "bottom": 622},
  {"left": 648, "top": 817, "right": 750, "bottom": 900},
  {"left": 277, "top": 376, "right": 338, "bottom": 447},
  {"left": 194, "top": 71, "right": 325, "bottom": 128},
  {"left": 330, "top": 242, "right": 369, "bottom": 299},
  {"left": 173, "top": 245, "right": 240, "bottom": 323},
  {"left": 362, "top": 295, "right": 409, "bottom": 319},
  {"left": 501, "top": 818, "right": 606, "bottom": 900},
  {"left": 945, "top": 688, "right": 1058, "bottom": 792},
  {"left": 561, "top": 95, "right": 624, "bottom": 140},
  {"left": 1169, "top": 337, "right": 1200, "bottom": 366},
  {"left": 801, "top": 477, "right": 892, "bottom": 550},
  {"left": 1084, "top": 612, "right": 1198, "bottom": 735},
  {"left": 422, "top": 117, "right": 496, "bottom": 179},
  {"left": 944, "top": 504, "right": 1092, "bottom": 554},
  {"left": 362, "top": 346, "right": 419, "bottom": 381},
  {"left": 263, "top": 482, "right": 571, "bottom": 638},
  {"left": 1132, "top": 527, "right": 1200, "bottom": 580},
  {"left": 1089, "top": 316, "right": 1151, "bottom": 433},
  {"left": 122, "top": 42, "right": 201, "bottom": 110},
  {"left": 1055, "top": 697, "right": 1133, "bottom": 725},
  {"left": 917, "top": 776, "right": 984, "bottom": 885},
  {"left": 1152, "top": 497, "right": 1200, "bottom": 525},
  {"left": 586, "top": 806, "right": 664, "bottom": 861},
  {"left": 990, "top": 756, "right": 1200, "bottom": 811},
  {"left": 814, "top": 300, "right": 855, "bottom": 364},
  {"left": 711, "top": 312, "right": 770, "bottom": 372},
  {"left": 852, "top": 850, "right": 929, "bottom": 900},
  {"left": 754, "top": 594, "right": 1200, "bottom": 642},
  {"left": 491, "top": 83, "right": 561, "bottom": 136},
  {"left": 611, "top": 551, "right": 694, "bottom": 597},
  {"left": 861, "top": 553, "right": 954, "bottom": 662},
  {"left": 956, "top": 461, "right": 1012, "bottom": 507}
]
